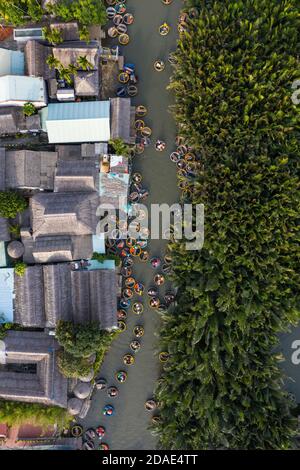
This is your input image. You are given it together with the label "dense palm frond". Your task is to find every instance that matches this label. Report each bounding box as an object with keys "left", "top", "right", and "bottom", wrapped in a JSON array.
[{"left": 155, "top": 0, "right": 300, "bottom": 450}]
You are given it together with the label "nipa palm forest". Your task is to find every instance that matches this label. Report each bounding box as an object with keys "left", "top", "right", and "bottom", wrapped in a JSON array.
[{"left": 155, "top": 0, "right": 300, "bottom": 450}]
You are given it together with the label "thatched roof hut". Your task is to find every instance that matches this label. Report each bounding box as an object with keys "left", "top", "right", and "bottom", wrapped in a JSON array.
[
  {"left": 74, "top": 71, "right": 99, "bottom": 97},
  {"left": 30, "top": 192, "right": 99, "bottom": 239},
  {"left": 53, "top": 42, "right": 99, "bottom": 70},
  {"left": 79, "top": 370, "right": 94, "bottom": 383},
  {"left": 7, "top": 240, "right": 24, "bottom": 259},
  {"left": 0, "top": 107, "right": 19, "bottom": 136},
  {"left": 50, "top": 22, "right": 80, "bottom": 42},
  {"left": 25, "top": 40, "right": 55, "bottom": 79},
  {"left": 67, "top": 398, "right": 83, "bottom": 415},
  {"left": 0, "top": 330, "right": 68, "bottom": 408},
  {"left": 0, "top": 107, "right": 41, "bottom": 137},
  {"left": 0, "top": 217, "right": 10, "bottom": 242},
  {"left": 14, "top": 263, "right": 118, "bottom": 330},
  {"left": 73, "top": 381, "right": 92, "bottom": 399},
  {"left": 110, "top": 97, "right": 135, "bottom": 144},
  {"left": 54, "top": 159, "right": 97, "bottom": 193},
  {"left": 4, "top": 149, "right": 58, "bottom": 191}
]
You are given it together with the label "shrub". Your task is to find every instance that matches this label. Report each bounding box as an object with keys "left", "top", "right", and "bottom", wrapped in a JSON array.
[
  {"left": 92, "top": 252, "right": 121, "bottom": 267},
  {"left": 9, "top": 223, "right": 20, "bottom": 236},
  {"left": 0, "top": 400, "right": 71, "bottom": 429},
  {"left": 57, "top": 350, "right": 91, "bottom": 379},
  {"left": 0, "top": 191, "right": 27, "bottom": 218}
]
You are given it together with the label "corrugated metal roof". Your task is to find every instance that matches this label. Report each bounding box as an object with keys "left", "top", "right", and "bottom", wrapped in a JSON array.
[
  {"left": 0, "top": 267, "right": 15, "bottom": 323},
  {"left": 92, "top": 234, "right": 105, "bottom": 254},
  {"left": 0, "top": 242, "right": 7, "bottom": 267},
  {"left": 0, "top": 48, "right": 24, "bottom": 76},
  {"left": 0, "top": 75, "right": 46, "bottom": 105},
  {"left": 45, "top": 101, "right": 110, "bottom": 143}
]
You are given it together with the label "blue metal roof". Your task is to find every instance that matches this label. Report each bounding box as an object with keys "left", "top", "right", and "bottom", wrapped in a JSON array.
[
  {"left": 0, "top": 268, "right": 15, "bottom": 323},
  {"left": 0, "top": 48, "right": 24, "bottom": 76},
  {"left": 47, "top": 101, "right": 110, "bottom": 121},
  {"left": 0, "top": 242, "right": 7, "bottom": 268},
  {"left": 87, "top": 259, "right": 115, "bottom": 271},
  {"left": 92, "top": 234, "right": 105, "bottom": 254},
  {"left": 45, "top": 101, "right": 111, "bottom": 143}
]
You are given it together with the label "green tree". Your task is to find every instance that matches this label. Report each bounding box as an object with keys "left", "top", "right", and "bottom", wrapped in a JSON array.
[
  {"left": 76, "top": 55, "right": 93, "bottom": 71},
  {"left": 67, "top": 63, "right": 78, "bottom": 77},
  {"left": 14, "top": 261, "right": 27, "bottom": 277},
  {"left": 58, "top": 66, "right": 73, "bottom": 86},
  {"left": 79, "top": 25, "right": 90, "bottom": 43},
  {"left": 23, "top": 102, "right": 36, "bottom": 116},
  {"left": 0, "top": 191, "right": 27, "bottom": 218},
  {"left": 109, "top": 138, "right": 131, "bottom": 157},
  {"left": 46, "top": 54, "right": 61, "bottom": 70},
  {"left": 0, "top": 0, "right": 26, "bottom": 26},
  {"left": 42, "top": 26, "right": 63, "bottom": 45},
  {"left": 56, "top": 321, "right": 113, "bottom": 358},
  {"left": 26, "top": 0, "right": 43, "bottom": 21}
]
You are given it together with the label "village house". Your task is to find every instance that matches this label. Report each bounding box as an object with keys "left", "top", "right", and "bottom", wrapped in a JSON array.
[
  {"left": 21, "top": 191, "right": 99, "bottom": 264},
  {"left": 0, "top": 75, "right": 47, "bottom": 108},
  {"left": 14, "top": 262, "right": 118, "bottom": 330},
  {"left": 40, "top": 100, "right": 111, "bottom": 143},
  {"left": 0, "top": 47, "right": 24, "bottom": 76},
  {"left": 0, "top": 106, "right": 41, "bottom": 137},
  {"left": 0, "top": 148, "right": 58, "bottom": 191},
  {"left": 0, "top": 330, "right": 68, "bottom": 408}
]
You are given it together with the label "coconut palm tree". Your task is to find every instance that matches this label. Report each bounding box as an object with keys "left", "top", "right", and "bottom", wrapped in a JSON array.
[
  {"left": 154, "top": 0, "right": 300, "bottom": 451},
  {"left": 59, "top": 66, "right": 73, "bottom": 86},
  {"left": 76, "top": 55, "right": 93, "bottom": 71},
  {"left": 46, "top": 54, "right": 61, "bottom": 70}
]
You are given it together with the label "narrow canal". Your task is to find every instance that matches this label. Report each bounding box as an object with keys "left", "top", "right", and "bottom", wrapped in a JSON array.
[{"left": 80, "top": 0, "right": 181, "bottom": 450}]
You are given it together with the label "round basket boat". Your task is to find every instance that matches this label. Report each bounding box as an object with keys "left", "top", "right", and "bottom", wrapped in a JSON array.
[
  {"left": 119, "top": 33, "right": 130, "bottom": 45},
  {"left": 117, "top": 23, "right": 127, "bottom": 34},
  {"left": 133, "top": 325, "right": 144, "bottom": 338},
  {"left": 127, "top": 84, "right": 138, "bottom": 96},
  {"left": 7, "top": 240, "right": 24, "bottom": 259},
  {"left": 115, "top": 370, "right": 128, "bottom": 383},
  {"left": 113, "top": 14, "right": 123, "bottom": 25},
  {"left": 118, "top": 71, "right": 130, "bottom": 84},
  {"left": 145, "top": 400, "right": 157, "bottom": 411},
  {"left": 117, "top": 320, "right": 127, "bottom": 332},
  {"left": 135, "top": 105, "right": 147, "bottom": 117},
  {"left": 123, "top": 353, "right": 135, "bottom": 366},
  {"left": 124, "top": 13, "right": 134, "bottom": 25},
  {"left": 106, "top": 7, "right": 116, "bottom": 19},
  {"left": 130, "top": 340, "right": 141, "bottom": 353},
  {"left": 99, "top": 443, "right": 109, "bottom": 450},
  {"left": 159, "top": 23, "right": 170, "bottom": 36},
  {"left": 132, "top": 301, "right": 144, "bottom": 315},
  {"left": 159, "top": 352, "right": 170, "bottom": 363},
  {"left": 71, "top": 424, "right": 83, "bottom": 437},
  {"left": 154, "top": 60, "right": 165, "bottom": 72}
]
